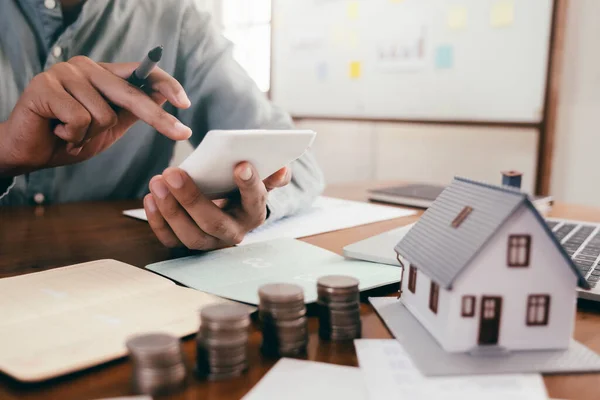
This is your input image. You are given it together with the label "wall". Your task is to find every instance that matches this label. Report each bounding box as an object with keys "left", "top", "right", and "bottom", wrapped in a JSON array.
[
  {"left": 447, "top": 205, "right": 578, "bottom": 352},
  {"left": 294, "top": 119, "right": 539, "bottom": 193},
  {"left": 551, "top": 0, "right": 600, "bottom": 206}
]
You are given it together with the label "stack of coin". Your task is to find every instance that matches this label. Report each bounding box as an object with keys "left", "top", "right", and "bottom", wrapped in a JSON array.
[
  {"left": 126, "top": 333, "right": 187, "bottom": 396},
  {"left": 258, "top": 283, "right": 308, "bottom": 356},
  {"left": 317, "top": 275, "right": 362, "bottom": 341},
  {"left": 196, "top": 303, "right": 250, "bottom": 380}
]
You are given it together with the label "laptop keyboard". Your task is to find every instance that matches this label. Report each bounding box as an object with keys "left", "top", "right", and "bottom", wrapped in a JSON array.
[{"left": 547, "top": 220, "right": 600, "bottom": 289}]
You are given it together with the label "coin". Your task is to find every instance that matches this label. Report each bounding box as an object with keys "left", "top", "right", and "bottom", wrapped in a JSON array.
[
  {"left": 317, "top": 275, "right": 359, "bottom": 292},
  {"left": 126, "top": 333, "right": 183, "bottom": 368},
  {"left": 259, "top": 283, "right": 305, "bottom": 303}
]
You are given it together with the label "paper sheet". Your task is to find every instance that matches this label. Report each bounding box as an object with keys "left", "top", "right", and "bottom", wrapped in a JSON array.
[
  {"left": 435, "top": 45, "right": 454, "bottom": 69},
  {"left": 447, "top": 6, "right": 468, "bottom": 30},
  {"left": 0, "top": 260, "right": 236, "bottom": 382},
  {"left": 242, "top": 358, "right": 367, "bottom": 400},
  {"left": 349, "top": 61, "right": 362, "bottom": 79},
  {"left": 123, "top": 196, "right": 416, "bottom": 246},
  {"left": 146, "top": 239, "right": 401, "bottom": 305},
  {"left": 491, "top": 0, "right": 514, "bottom": 27},
  {"left": 354, "top": 339, "right": 549, "bottom": 400}
]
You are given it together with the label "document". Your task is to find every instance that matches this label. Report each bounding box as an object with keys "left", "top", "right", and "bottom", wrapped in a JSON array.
[
  {"left": 0, "top": 260, "right": 238, "bottom": 382},
  {"left": 354, "top": 339, "right": 549, "bottom": 400},
  {"left": 146, "top": 238, "right": 401, "bottom": 305},
  {"left": 242, "top": 358, "right": 367, "bottom": 400},
  {"left": 123, "top": 196, "right": 416, "bottom": 246}
]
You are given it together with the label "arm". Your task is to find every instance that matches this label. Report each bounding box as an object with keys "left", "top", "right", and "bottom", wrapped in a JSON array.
[{"left": 175, "top": 6, "right": 325, "bottom": 222}]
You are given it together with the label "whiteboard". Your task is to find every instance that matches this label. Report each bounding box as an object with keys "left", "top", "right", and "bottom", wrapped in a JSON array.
[{"left": 271, "top": 0, "right": 554, "bottom": 123}]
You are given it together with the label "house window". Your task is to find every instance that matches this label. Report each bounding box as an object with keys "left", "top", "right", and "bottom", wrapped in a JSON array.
[
  {"left": 508, "top": 235, "right": 531, "bottom": 267},
  {"left": 461, "top": 295, "right": 475, "bottom": 317},
  {"left": 451, "top": 206, "right": 473, "bottom": 228},
  {"left": 408, "top": 266, "right": 417, "bottom": 293},
  {"left": 527, "top": 295, "right": 550, "bottom": 326},
  {"left": 429, "top": 281, "right": 439, "bottom": 314}
]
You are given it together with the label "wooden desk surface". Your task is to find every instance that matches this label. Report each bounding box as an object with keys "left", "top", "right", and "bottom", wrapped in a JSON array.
[{"left": 1, "top": 181, "right": 600, "bottom": 400}]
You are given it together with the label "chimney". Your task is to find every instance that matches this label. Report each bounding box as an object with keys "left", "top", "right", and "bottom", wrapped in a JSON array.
[{"left": 502, "top": 171, "right": 522, "bottom": 189}]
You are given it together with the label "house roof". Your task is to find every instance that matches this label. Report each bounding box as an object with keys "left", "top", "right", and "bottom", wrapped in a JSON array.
[{"left": 394, "top": 177, "right": 589, "bottom": 290}]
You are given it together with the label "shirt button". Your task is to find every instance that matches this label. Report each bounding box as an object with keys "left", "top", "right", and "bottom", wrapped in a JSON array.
[
  {"left": 52, "top": 46, "right": 63, "bottom": 58},
  {"left": 34, "top": 193, "right": 45, "bottom": 205},
  {"left": 44, "top": 0, "right": 57, "bottom": 9}
]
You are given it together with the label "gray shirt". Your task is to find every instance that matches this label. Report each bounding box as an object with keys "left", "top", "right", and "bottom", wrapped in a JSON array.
[{"left": 0, "top": 0, "right": 324, "bottom": 223}]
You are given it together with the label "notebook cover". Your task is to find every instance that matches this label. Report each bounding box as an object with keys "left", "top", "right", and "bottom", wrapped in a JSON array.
[{"left": 0, "top": 260, "right": 239, "bottom": 382}]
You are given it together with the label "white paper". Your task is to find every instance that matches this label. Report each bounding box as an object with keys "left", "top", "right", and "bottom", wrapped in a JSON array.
[
  {"left": 242, "top": 358, "right": 368, "bottom": 400},
  {"left": 124, "top": 197, "right": 415, "bottom": 245},
  {"left": 354, "top": 339, "right": 549, "bottom": 400}
]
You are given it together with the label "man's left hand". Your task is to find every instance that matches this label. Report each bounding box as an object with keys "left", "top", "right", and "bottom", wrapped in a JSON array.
[{"left": 144, "top": 162, "right": 291, "bottom": 250}]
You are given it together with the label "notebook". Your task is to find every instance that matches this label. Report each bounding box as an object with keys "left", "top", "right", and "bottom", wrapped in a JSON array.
[{"left": 0, "top": 260, "right": 239, "bottom": 382}]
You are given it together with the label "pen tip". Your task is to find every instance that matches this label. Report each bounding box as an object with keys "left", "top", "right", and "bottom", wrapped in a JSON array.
[{"left": 148, "top": 45, "right": 163, "bottom": 62}]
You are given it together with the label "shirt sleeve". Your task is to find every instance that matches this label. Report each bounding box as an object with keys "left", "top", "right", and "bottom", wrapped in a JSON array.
[{"left": 175, "top": 5, "right": 325, "bottom": 223}]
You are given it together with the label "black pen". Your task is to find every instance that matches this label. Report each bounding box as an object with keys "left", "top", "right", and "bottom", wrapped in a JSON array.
[{"left": 127, "top": 45, "right": 163, "bottom": 89}]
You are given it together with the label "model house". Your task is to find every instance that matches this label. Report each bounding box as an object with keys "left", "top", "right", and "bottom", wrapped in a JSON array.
[{"left": 394, "top": 176, "right": 589, "bottom": 353}]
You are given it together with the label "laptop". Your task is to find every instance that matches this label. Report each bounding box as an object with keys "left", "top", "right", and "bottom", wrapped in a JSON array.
[{"left": 343, "top": 218, "right": 600, "bottom": 301}]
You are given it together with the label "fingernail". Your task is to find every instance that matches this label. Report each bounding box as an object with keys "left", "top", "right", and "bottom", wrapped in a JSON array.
[
  {"left": 164, "top": 169, "right": 184, "bottom": 189},
  {"left": 151, "top": 179, "right": 169, "bottom": 199},
  {"left": 66, "top": 143, "right": 83, "bottom": 156},
  {"left": 238, "top": 165, "right": 253, "bottom": 181},
  {"left": 145, "top": 196, "right": 157, "bottom": 212},
  {"left": 174, "top": 121, "right": 192, "bottom": 139},
  {"left": 177, "top": 90, "right": 191, "bottom": 108}
]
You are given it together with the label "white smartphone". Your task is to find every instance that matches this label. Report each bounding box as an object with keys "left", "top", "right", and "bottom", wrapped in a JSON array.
[{"left": 179, "top": 129, "right": 317, "bottom": 199}]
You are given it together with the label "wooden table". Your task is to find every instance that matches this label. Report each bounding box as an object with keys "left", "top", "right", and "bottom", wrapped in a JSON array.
[{"left": 1, "top": 182, "right": 600, "bottom": 400}]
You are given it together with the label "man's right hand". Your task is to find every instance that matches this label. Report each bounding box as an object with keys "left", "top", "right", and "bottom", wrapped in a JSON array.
[{"left": 0, "top": 56, "right": 192, "bottom": 178}]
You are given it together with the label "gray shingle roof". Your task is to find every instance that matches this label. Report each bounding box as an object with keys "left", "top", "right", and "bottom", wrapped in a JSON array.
[{"left": 394, "top": 177, "right": 589, "bottom": 290}]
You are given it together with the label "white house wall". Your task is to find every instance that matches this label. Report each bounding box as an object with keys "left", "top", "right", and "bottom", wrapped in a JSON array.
[
  {"left": 400, "top": 267, "right": 451, "bottom": 348},
  {"left": 445, "top": 205, "right": 578, "bottom": 352}
]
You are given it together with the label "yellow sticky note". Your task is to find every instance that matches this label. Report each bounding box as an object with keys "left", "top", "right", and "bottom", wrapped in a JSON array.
[
  {"left": 349, "top": 61, "right": 361, "bottom": 79},
  {"left": 491, "top": 0, "right": 514, "bottom": 28},
  {"left": 347, "top": 1, "right": 359, "bottom": 20},
  {"left": 447, "top": 6, "right": 467, "bottom": 30}
]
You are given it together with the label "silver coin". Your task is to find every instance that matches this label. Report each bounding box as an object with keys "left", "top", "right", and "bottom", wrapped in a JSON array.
[
  {"left": 259, "top": 307, "right": 306, "bottom": 321},
  {"left": 126, "top": 333, "right": 183, "bottom": 368},
  {"left": 317, "top": 292, "right": 360, "bottom": 303},
  {"left": 197, "top": 334, "right": 249, "bottom": 349},
  {"left": 133, "top": 364, "right": 186, "bottom": 395},
  {"left": 199, "top": 327, "right": 249, "bottom": 341},
  {"left": 258, "top": 283, "right": 304, "bottom": 303},
  {"left": 317, "top": 275, "right": 359, "bottom": 290},
  {"left": 200, "top": 303, "right": 250, "bottom": 325}
]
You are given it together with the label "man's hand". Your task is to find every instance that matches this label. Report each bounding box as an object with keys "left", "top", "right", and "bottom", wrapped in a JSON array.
[
  {"left": 0, "top": 56, "right": 192, "bottom": 177},
  {"left": 144, "top": 163, "right": 292, "bottom": 250}
]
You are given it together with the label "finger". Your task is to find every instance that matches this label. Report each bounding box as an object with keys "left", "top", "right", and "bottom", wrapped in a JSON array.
[
  {"left": 32, "top": 73, "right": 91, "bottom": 146},
  {"left": 144, "top": 194, "right": 182, "bottom": 248},
  {"left": 162, "top": 167, "right": 245, "bottom": 245},
  {"left": 68, "top": 56, "right": 191, "bottom": 140},
  {"left": 263, "top": 167, "right": 292, "bottom": 191},
  {"left": 56, "top": 63, "right": 118, "bottom": 142},
  {"left": 99, "top": 62, "right": 191, "bottom": 109},
  {"left": 233, "top": 162, "right": 268, "bottom": 228},
  {"left": 149, "top": 176, "right": 221, "bottom": 250},
  {"left": 116, "top": 91, "right": 167, "bottom": 132}
]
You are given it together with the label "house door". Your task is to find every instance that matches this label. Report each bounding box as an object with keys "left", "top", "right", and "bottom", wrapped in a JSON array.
[{"left": 478, "top": 296, "right": 502, "bottom": 345}]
